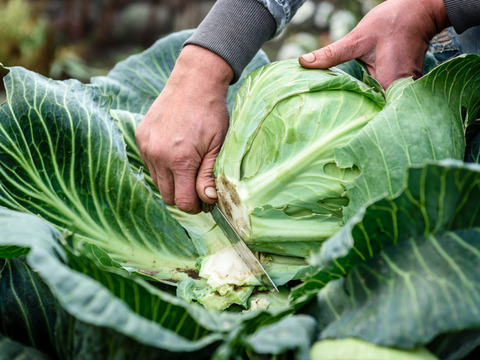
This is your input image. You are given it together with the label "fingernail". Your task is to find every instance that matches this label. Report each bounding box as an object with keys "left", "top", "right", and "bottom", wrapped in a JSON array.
[
  {"left": 301, "top": 52, "right": 316, "bottom": 63},
  {"left": 204, "top": 186, "right": 217, "bottom": 199}
]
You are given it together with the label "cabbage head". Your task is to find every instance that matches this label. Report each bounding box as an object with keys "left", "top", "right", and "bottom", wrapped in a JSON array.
[{"left": 214, "top": 60, "right": 385, "bottom": 257}]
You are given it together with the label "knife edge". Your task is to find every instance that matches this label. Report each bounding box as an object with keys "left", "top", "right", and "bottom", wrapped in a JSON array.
[{"left": 211, "top": 205, "right": 278, "bottom": 292}]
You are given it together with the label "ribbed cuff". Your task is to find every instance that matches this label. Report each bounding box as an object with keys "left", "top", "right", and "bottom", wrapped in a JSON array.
[
  {"left": 444, "top": 0, "right": 480, "bottom": 33},
  {"left": 184, "top": 0, "right": 276, "bottom": 83}
]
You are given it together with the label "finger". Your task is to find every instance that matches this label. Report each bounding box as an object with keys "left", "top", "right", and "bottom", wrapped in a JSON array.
[
  {"left": 155, "top": 168, "right": 175, "bottom": 206},
  {"left": 172, "top": 163, "right": 201, "bottom": 214},
  {"left": 299, "top": 32, "right": 366, "bottom": 69},
  {"left": 196, "top": 151, "right": 218, "bottom": 205},
  {"left": 139, "top": 140, "right": 176, "bottom": 205}
]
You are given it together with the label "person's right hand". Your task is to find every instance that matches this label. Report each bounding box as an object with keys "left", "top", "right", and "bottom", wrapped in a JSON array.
[{"left": 135, "top": 45, "right": 234, "bottom": 214}]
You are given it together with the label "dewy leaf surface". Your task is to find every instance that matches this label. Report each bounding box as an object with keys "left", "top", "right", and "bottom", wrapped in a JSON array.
[{"left": 0, "top": 64, "right": 198, "bottom": 282}]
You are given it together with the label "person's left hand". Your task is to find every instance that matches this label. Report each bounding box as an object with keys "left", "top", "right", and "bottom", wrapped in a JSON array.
[{"left": 299, "top": 0, "right": 451, "bottom": 89}]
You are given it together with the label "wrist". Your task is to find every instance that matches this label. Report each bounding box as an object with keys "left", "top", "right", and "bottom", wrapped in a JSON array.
[
  {"left": 175, "top": 45, "right": 234, "bottom": 88},
  {"left": 423, "top": 0, "right": 451, "bottom": 34}
]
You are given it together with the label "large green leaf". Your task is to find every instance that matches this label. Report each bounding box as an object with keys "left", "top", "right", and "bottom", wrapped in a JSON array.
[
  {"left": 0, "top": 208, "right": 227, "bottom": 358},
  {"left": 310, "top": 160, "right": 480, "bottom": 270},
  {"left": 316, "top": 228, "right": 480, "bottom": 348},
  {"left": 336, "top": 54, "right": 480, "bottom": 221},
  {"left": 307, "top": 161, "right": 480, "bottom": 347},
  {"left": 0, "top": 64, "right": 198, "bottom": 282},
  {"left": 0, "top": 208, "right": 315, "bottom": 358}
]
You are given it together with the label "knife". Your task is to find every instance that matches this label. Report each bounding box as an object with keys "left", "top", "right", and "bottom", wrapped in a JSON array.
[{"left": 209, "top": 204, "right": 278, "bottom": 292}]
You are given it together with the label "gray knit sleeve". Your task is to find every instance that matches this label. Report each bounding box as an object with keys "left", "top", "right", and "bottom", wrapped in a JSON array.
[
  {"left": 184, "top": 0, "right": 277, "bottom": 83},
  {"left": 444, "top": 0, "right": 480, "bottom": 33}
]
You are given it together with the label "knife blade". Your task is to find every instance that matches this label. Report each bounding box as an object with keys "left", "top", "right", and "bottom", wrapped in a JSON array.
[{"left": 210, "top": 204, "right": 278, "bottom": 292}]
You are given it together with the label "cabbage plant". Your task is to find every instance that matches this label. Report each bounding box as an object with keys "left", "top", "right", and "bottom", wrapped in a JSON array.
[
  {"left": 214, "top": 55, "right": 472, "bottom": 257},
  {"left": 1, "top": 29, "right": 480, "bottom": 359}
]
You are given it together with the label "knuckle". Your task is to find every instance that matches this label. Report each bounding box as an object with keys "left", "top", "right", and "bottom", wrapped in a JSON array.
[
  {"left": 320, "top": 45, "right": 337, "bottom": 60},
  {"left": 346, "top": 30, "right": 361, "bottom": 44},
  {"left": 162, "top": 195, "right": 175, "bottom": 206},
  {"left": 147, "top": 146, "right": 169, "bottom": 165},
  {"left": 157, "top": 182, "right": 175, "bottom": 205},
  {"left": 175, "top": 198, "right": 198, "bottom": 214},
  {"left": 171, "top": 153, "right": 198, "bottom": 173}
]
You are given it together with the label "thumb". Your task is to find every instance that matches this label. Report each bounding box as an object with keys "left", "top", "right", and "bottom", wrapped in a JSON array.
[
  {"left": 196, "top": 151, "right": 218, "bottom": 205},
  {"left": 299, "top": 34, "right": 364, "bottom": 69}
]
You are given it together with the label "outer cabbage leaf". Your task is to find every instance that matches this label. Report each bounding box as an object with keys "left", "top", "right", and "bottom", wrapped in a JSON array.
[
  {"left": 214, "top": 59, "right": 385, "bottom": 257},
  {"left": 0, "top": 201, "right": 314, "bottom": 359},
  {"left": 305, "top": 161, "right": 480, "bottom": 348},
  {"left": 0, "top": 207, "right": 238, "bottom": 358},
  {"left": 0, "top": 64, "right": 198, "bottom": 283},
  {"left": 336, "top": 54, "right": 480, "bottom": 221},
  {"left": 316, "top": 228, "right": 480, "bottom": 348}
]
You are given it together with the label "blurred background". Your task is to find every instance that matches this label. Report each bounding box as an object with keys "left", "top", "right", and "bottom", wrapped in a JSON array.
[{"left": 0, "top": 0, "right": 382, "bottom": 103}]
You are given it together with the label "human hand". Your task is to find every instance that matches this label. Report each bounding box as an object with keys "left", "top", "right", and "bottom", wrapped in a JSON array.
[
  {"left": 299, "top": 0, "right": 451, "bottom": 88},
  {"left": 135, "top": 45, "right": 234, "bottom": 214}
]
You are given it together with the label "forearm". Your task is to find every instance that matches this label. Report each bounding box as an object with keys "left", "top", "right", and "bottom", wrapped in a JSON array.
[
  {"left": 184, "top": 0, "right": 275, "bottom": 83},
  {"left": 444, "top": 0, "right": 480, "bottom": 33},
  {"left": 184, "top": 0, "right": 306, "bottom": 83}
]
